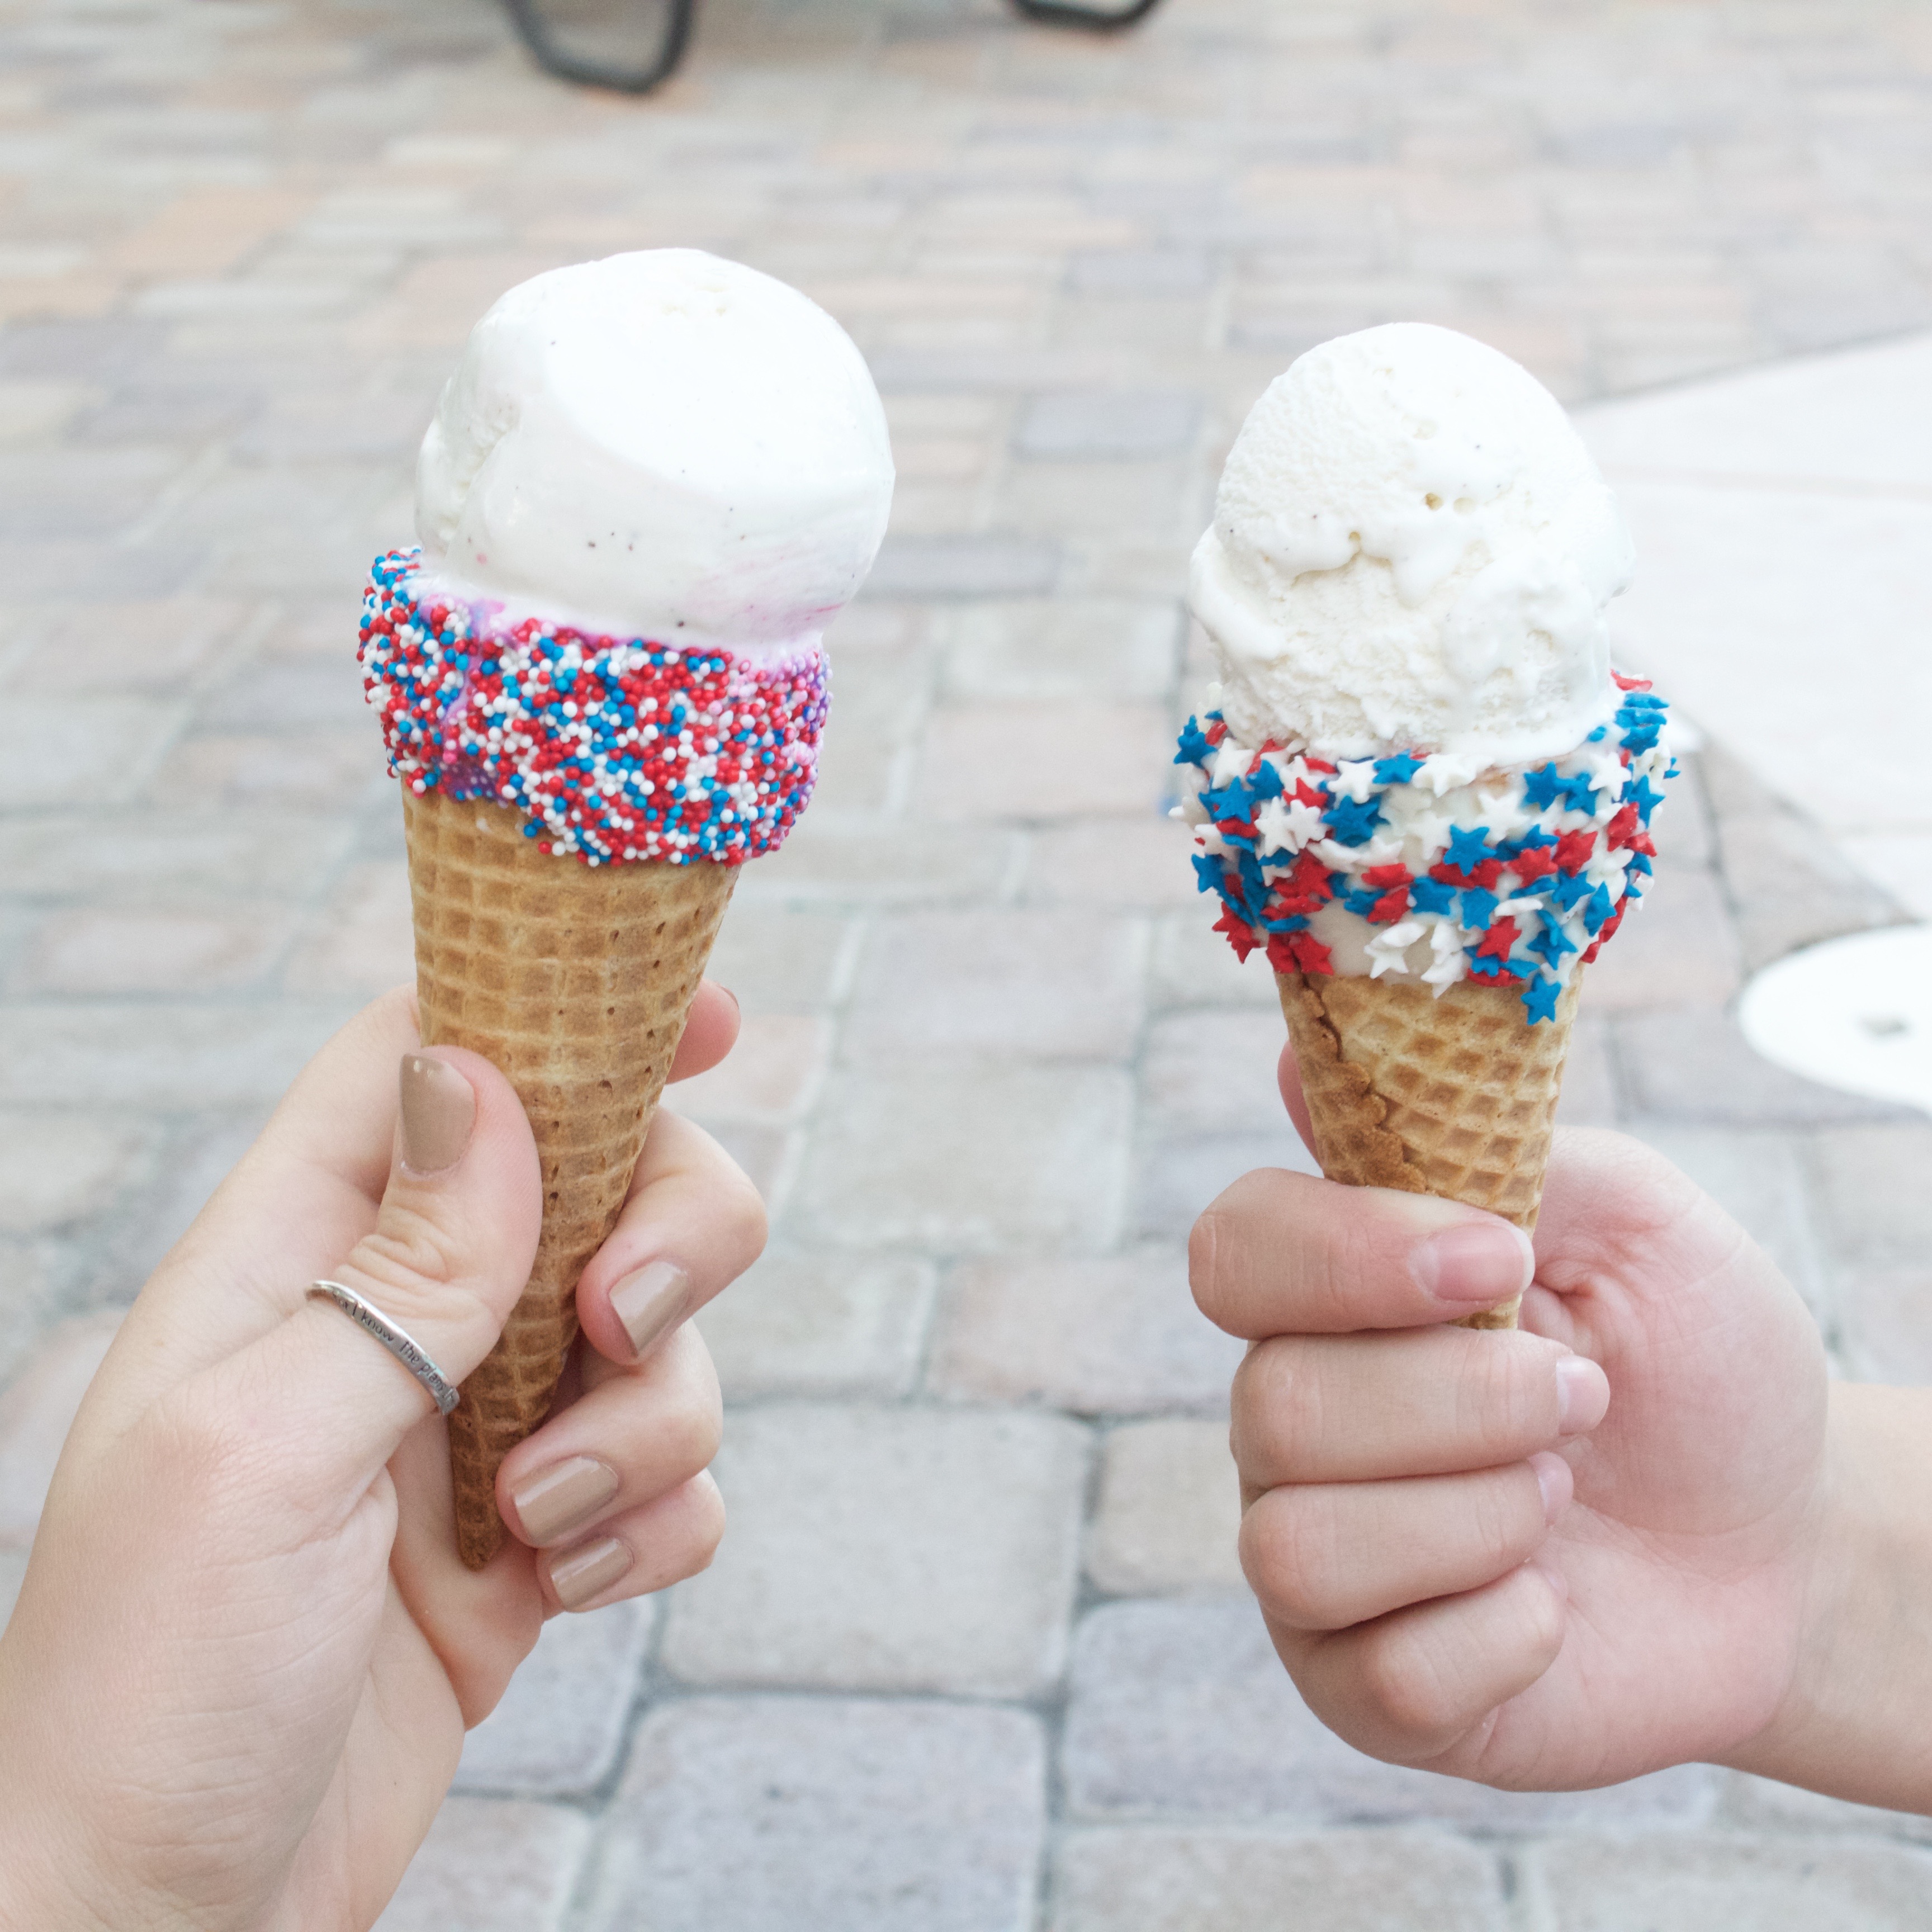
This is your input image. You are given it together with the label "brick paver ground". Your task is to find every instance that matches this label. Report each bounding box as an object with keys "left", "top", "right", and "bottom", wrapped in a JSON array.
[{"left": 6, "top": 1, "right": 1932, "bottom": 1926}]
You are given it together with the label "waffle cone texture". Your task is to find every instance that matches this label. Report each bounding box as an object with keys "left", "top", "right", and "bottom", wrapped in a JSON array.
[
  {"left": 1275, "top": 970, "right": 1579, "bottom": 1330},
  {"left": 402, "top": 786, "right": 736, "bottom": 1568}
]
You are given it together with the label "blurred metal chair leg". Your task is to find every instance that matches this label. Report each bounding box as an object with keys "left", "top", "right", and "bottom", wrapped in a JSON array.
[
  {"left": 503, "top": 0, "right": 697, "bottom": 93},
  {"left": 1007, "top": 0, "right": 1167, "bottom": 25},
  {"left": 504, "top": 0, "right": 1168, "bottom": 95}
]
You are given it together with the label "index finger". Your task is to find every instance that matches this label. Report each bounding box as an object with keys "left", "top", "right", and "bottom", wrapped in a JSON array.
[{"left": 1190, "top": 1167, "right": 1535, "bottom": 1338}]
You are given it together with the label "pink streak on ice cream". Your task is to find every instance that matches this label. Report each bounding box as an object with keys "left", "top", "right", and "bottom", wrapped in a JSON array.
[{"left": 413, "top": 249, "right": 895, "bottom": 660}]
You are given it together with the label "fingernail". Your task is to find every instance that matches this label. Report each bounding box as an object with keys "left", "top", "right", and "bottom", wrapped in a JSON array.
[
  {"left": 1531, "top": 1449, "right": 1572, "bottom": 1525},
  {"left": 1409, "top": 1221, "right": 1533, "bottom": 1305},
  {"left": 398, "top": 1054, "right": 475, "bottom": 1175},
  {"left": 610, "top": 1258, "right": 694, "bottom": 1359},
  {"left": 1555, "top": 1356, "right": 1609, "bottom": 1436},
  {"left": 550, "top": 1534, "right": 631, "bottom": 1610},
  {"left": 718, "top": 982, "right": 740, "bottom": 1021},
  {"left": 512, "top": 1456, "right": 619, "bottom": 1546}
]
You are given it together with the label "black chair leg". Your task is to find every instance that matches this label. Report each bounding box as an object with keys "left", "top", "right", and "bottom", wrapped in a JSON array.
[
  {"left": 1008, "top": 0, "right": 1166, "bottom": 27},
  {"left": 503, "top": 0, "right": 698, "bottom": 93}
]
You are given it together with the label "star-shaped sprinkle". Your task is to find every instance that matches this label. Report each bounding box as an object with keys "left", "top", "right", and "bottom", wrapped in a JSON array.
[
  {"left": 1248, "top": 757, "right": 1284, "bottom": 799},
  {"left": 1212, "top": 907, "right": 1258, "bottom": 960},
  {"left": 1522, "top": 974, "right": 1563, "bottom": 1024},
  {"left": 1210, "top": 741, "right": 1254, "bottom": 785},
  {"left": 1530, "top": 916, "right": 1577, "bottom": 965},
  {"left": 1373, "top": 751, "right": 1424, "bottom": 785},
  {"left": 1175, "top": 719, "right": 1210, "bottom": 766},
  {"left": 1559, "top": 769, "right": 1600, "bottom": 814},
  {"left": 1523, "top": 764, "right": 1567, "bottom": 810},
  {"left": 1446, "top": 823, "right": 1495, "bottom": 871},
  {"left": 1554, "top": 828, "right": 1597, "bottom": 872},
  {"left": 1292, "top": 929, "right": 1334, "bottom": 974},
  {"left": 1283, "top": 799, "right": 1329, "bottom": 846},
  {"left": 1330, "top": 759, "right": 1382, "bottom": 803},
  {"left": 1466, "top": 953, "right": 1521, "bottom": 983},
  {"left": 1582, "top": 884, "right": 1615, "bottom": 935},
  {"left": 1323, "top": 794, "right": 1385, "bottom": 845},
  {"left": 1627, "top": 773, "right": 1666, "bottom": 823},
  {"left": 1509, "top": 842, "right": 1559, "bottom": 884},
  {"left": 1475, "top": 917, "right": 1522, "bottom": 962},
  {"left": 1546, "top": 868, "right": 1595, "bottom": 912},
  {"left": 1461, "top": 886, "right": 1499, "bottom": 930},
  {"left": 1190, "top": 851, "right": 1223, "bottom": 895},
  {"left": 1409, "top": 877, "right": 1457, "bottom": 916}
]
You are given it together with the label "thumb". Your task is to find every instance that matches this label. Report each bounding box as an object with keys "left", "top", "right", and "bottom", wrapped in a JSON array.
[
  {"left": 1277, "top": 1037, "right": 1316, "bottom": 1153},
  {"left": 211, "top": 1049, "right": 541, "bottom": 1523}
]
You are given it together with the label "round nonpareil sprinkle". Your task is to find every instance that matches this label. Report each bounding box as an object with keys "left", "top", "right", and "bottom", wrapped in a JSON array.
[{"left": 358, "top": 548, "right": 828, "bottom": 867}]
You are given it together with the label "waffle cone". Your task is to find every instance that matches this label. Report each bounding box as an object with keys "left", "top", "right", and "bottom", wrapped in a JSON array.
[
  {"left": 1275, "top": 970, "right": 1579, "bottom": 1330},
  {"left": 402, "top": 786, "right": 737, "bottom": 1567}
]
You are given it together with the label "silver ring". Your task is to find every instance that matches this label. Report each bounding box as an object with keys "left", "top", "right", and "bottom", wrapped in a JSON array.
[{"left": 307, "top": 1280, "right": 461, "bottom": 1415}]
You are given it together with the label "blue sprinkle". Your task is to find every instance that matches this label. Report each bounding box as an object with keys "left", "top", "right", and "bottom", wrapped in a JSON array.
[
  {"left": 1522, "top": 974, "right": 1563, "bottom": 1024},
  {"left": 1323, "top": 794, "right": 1384, "bottom": 845},
  {"left": 1374, "top": 751, "right": 1424, "bottom": 785},
  {"left": 1461, "top": 887, "right": 1499, "bottom": 929},
  {"left": 1547, "top": 869, "right": 1595, "bottom": 912},
  {"left": 1523, "top": 765, "right": 1567, "bottom": 810}
]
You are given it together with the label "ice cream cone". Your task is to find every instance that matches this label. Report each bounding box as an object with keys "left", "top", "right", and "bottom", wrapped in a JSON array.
[
  {"left": 1275, "top": 970, "right": 1580, "bottom": 1330},
  {"left": 403, "top": 784, "right": 736, "bottom": 1568}
]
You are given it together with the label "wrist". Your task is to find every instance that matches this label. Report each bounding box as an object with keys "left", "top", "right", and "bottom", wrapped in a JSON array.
[
  {"left": 1720, "top": 1383, "right": 1932, "bottom": 1812},
  {"left": 0, "top": 1687, "right": 133, "bottom": 1932}
]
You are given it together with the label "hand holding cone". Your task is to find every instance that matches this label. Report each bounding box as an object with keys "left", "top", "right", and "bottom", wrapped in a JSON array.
[
  {"left": 405, "top": 788, "right": 735, "bottom": 1566},
  {"left": 1276, "top": 970, "right": 1580, "bottom": 1330}
]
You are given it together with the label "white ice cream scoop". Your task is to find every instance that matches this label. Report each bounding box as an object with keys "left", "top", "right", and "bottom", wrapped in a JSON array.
[
  {"left": 1191, "top": 323, "right": 1633, "bottom": 770},
  {"left": 414, "top": 248, "right": 895, "bottom": 659}
]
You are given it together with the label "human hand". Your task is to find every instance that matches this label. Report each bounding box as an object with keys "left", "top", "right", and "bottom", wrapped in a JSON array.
[
  {"left": 0, "top": 982, "right": 764, "bottom": 1931},
  {"left": 1192, "top": 1039, "right": 1835, "bottom": 1794}
]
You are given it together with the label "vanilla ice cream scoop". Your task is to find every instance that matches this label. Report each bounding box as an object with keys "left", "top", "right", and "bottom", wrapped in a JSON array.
[
  {"left": 1190, "top": 324, "right": 1632, "bottom": 770},
  {"left": 415, "top": 249, "right": 894, "bottom": 658}
]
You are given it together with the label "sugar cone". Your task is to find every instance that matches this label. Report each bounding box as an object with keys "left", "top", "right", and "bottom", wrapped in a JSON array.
[
  {"left": 1275, "top": 970, "right": 1579, "bottom": 1330},
  {"left": 402, "top": 786, "right": 737, "bottom": 1567}
]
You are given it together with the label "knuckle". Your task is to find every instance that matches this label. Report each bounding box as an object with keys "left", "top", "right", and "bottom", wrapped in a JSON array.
[
  {"left": 1315, "top": 1213, "right": 1387, "bottom": 1323},
  {"left": 1240, "top": 1489, "right": 1342, "bottom": 1626},
  {"left": 1187, "top": 1206, "right": 1225, "bottom": 1313},
  {"left": 658, "top": 1383, "right": 723, "bottom": 1478},
  {"left": 1456, "top": 1335, "right": 1555, "bottom": 1452},
  {"left": 725, "top": 1179, "right": 769, "bottom": 1268},
  {"left": 1233, "top": 1340, "right": 1316, "bottom": 1480},
  {"left": 143, "top": 1381, "right": 273, "bottom": 1517},
  {"left": 684, "top": 1474, "right": 726, "bottom": 1573},
  {"left": 1356, "top": 1625, "right": 1461, "bottom": 1745},
  {"left": 344, "top": 1204, "right": 468, "bottom": 1299}
]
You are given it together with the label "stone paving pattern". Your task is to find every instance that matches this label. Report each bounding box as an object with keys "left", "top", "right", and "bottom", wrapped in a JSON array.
[{"left": 5, "top": 0, "right": 1932, "bottom": 1925}]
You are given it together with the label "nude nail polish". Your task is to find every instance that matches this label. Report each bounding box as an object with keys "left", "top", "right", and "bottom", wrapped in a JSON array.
[
  {"left": 610, "top": 1259, "right": 694, "bottom": 1358},
  {"left": 398, "top": 1054, "right": 475, "bottom": 1175},
  {"left": 551, "top": 1535, "right": 632, "bottom": 1610},
  {"left": 512, "top": 1456, "right": 619, "bottom": 1546}
]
